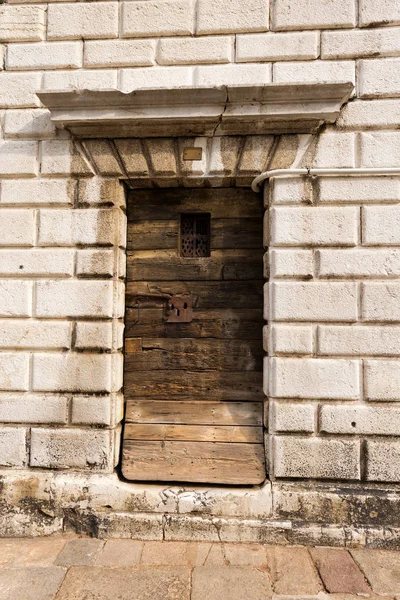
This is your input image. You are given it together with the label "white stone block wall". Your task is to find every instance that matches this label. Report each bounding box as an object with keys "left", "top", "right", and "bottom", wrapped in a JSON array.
[{"left": 0, "top": 0, "right": 399, "bottom": 486}]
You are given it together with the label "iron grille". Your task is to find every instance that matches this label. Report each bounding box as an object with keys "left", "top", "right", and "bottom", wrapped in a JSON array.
[{"left": 180, "top": 213, "right": 211, "bottom": 258}]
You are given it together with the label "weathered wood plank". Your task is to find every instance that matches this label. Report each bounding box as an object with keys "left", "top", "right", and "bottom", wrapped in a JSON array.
[
  {"left": 126, "top": 280, "right": 264, "bottom": 309},
  {"left": 127, "top": 188, "right": 263, "bottom": 220},
  {"left": 122, "top": 440, "right": 266, "bottom": 484},
  {"left": 124, "top": 370, "right": 263, "bottom": 401},
  {"left": 127, "top": 218, "right": 263, "bottom": 250},
  {"left": 124, "top": 338, "right": 263, "bottom": 371},
  {"left": 125, "top": 401, "right": 263, "bottom": 426},
  {"left": 124, "top": 423, "right": 263, "bottom": 443},
  {"left": 124, "top": 308, "right": 263, "bottom": 339},
  {"left": 126, "top": 249, "right": 264, "bottom": 281}
]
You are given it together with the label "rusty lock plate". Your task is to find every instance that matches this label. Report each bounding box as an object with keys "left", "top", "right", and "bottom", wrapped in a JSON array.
[{"left": 166, "top": 295, "right": 193, "bottom": 323}]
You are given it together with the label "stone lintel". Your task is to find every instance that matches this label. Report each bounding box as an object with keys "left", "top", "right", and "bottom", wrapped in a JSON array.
[{"left": 37, "top": 83, "right": 354, "bottom": 138}]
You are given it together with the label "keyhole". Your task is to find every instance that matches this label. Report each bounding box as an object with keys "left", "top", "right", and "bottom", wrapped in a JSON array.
[
  {"left": 176, "top": 308, "right": 180, "bottom": 316},
  {"left": 183, "top": 302, "right": 188, "bottom": 309}
]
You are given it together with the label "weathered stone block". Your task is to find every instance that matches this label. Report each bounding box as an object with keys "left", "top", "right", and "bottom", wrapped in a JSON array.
[
  {"left": 0, "top": 249, "right": 73, "bottom": 277},
  {"left": 237, "top": 31, "right": 318, "bottom": 62},
  {"left": 0, "top": 428, "right": 27, "bottom": 467},
  {"left": 38, "top": 209, "right": 122, "bottom": 246},
  {"left": 158, "top": 36, "right": 232, "bottom": 65},
  {"left": 0, "top": 73, "right": 41, "bottom": 108},
  {"left": 365, "top": 360, "right": 400, "bottom": 401},
  {"left": 30, "top": 428, "right": 114, "bottom": 471},
  {"left": 274, "top": 60, "right": 355, "bottom": 85},
  {"left": 271, "top": 206, "right": 358, "bottom": 246},
  {"left": 122, "top": 0, "right": 195, "bottom": 38},
  {"left": 270, "top": 282, "right": 358, "bottom": 321},
  {"left": 337, "top": 99, "right": 400, "bottom": 130},
  {"left": 84, "top": 39, "right": 155, "bottom": 68},
  {"left": 272, "top": 402, "right": 315, "bottom": 433},
  {"left": 273, "top": 436, "right": 361, "bottom": 480},
  {"left": 360, "top": 132, "right": 400, "bottom": 167},
  {"left": 0, "top": 141, "right": 37, "bottom": 177},
  {"left": 273, "top": 0, "right": 356, "bottom": 29},
  {"left": 0, "top": 320, "right": 71, "bottom": 349},
  {"left": 1, "top": 179, "right": 75, "bottom": 206},
  {"left": 270, "top": 324, "right": 313, "bottom": 355},
  {"left": 318, "top": 325, "right": 400, "bottom": 356},
  {"left": 359, "top": 58, "right": 400, "bottom": 98},
  {"left": 359, "top": 0, "right": 400, "bottom": 27},
  {"left": 42, "top": 70, "right": 117, "bottom": 91},
  {"left": 35, "top": 280, "right": 121, "bottom": 318},
  {"left": 197, "top": 0, "right": 269, "bottom": 34},
  {"left": 0, "top": 210, "right": 35, "bottom": 246},
  {"left": 120, "top": 66, "right": 193, "bottom": 91},
  {"left": 4, "top": 109, "right": 56, "bottom": 139},
  {"left": 366, "top": 440, "right": 400, "bottom": 482},
  {"left": 319, "top": 176, "right": 400, "bottom": 203},
  {"left": 75, "top": 322, "right": 114, "bottom": 350},
  {"left": 271, "top": 357, "right": 360, "bottom": 399},
  {"left": 317, "top": 249, "right": 400, "bottom": 278},
  {"left": 195, "top": 64, "right": 271, "bottom": 86},
  {"left": 0, "top": 354, "right": 29, "bottom": 391},
  {"left": 40, "top": 141, "right": 93, "bottom": 177},
  {"left": 48, "top": 2, "right": 118, "bottom": 40},
  {"left": 7, "top": 41, "right": 83, "bottom": 70},
  {"left": 70, "top": 395, "right": 112, "bottom": 426},
  {"left": 32, "top": 353, "right": 123, "bottom": 393},
  {"left": 362, "top": 283, "right": 400, "bottom": 321},
  {"left": 0, "top": 394, "right": 68, "bottom": 424},
  {"left": 322, "top": 27, "right": 400, "bottom": 59},
  {"left": 0, "top": 281, "right": 32, "bottom": 317},
  {"left": 0, "top": 6, "right": 45, "bottom": 42},
  {"left": 320, "top": 404, "right": 400, "bottom": 435}
]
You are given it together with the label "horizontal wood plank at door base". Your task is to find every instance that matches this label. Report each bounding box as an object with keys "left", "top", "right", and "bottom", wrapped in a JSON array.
[
  {"left": 124, "top": 423, "right": 263, "bottom": 443},
  {"left": 124, "top": 338, "right": 263, "bottom": 371},
  {"left": 127, "top": 218, "right": 263, "bottom": 250},
  {"left": 122, "top": 440, "right": 266, "bottom": 484},
  {"left": 124, "top": 308, "right": 262, "bottom": 339},
  {"left": 125, "top": 401, "right": 263, "bottom": 426},
  {"left": 124, "top": 370, "right": 263, "bottom": 401}
]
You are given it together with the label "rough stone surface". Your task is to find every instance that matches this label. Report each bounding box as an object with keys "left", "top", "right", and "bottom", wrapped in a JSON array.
[
  {"left": 266, "top": 546, "right": 322, "bottom": 594},
  {"left": 351, "top": 549, "right": 400, "bottom": 594},
  {"left": 309, "top": 548, "right": 371, "bottom": 594},
  {"left": 0, "top": 567, "right": 67, "bottom": 600},
  {"left": 191, "top": 566, "right": 273, "bottom": 600}
]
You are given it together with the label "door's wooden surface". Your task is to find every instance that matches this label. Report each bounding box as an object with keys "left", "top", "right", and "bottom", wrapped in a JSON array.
[{"left": 122, "top": 188, "right": 266, "bottom": 485}]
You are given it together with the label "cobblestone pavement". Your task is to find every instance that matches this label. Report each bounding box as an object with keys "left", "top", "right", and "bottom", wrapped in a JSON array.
[{"left": 0, "top": 536, "right": 400, "bottom": 599}]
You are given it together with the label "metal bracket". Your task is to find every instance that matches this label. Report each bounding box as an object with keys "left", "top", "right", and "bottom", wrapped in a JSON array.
[{"left": 166, "top": 296, "right": 193, "bottom": 323}]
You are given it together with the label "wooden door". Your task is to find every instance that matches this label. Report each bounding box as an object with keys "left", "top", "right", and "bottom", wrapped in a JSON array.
[{"left": 122, "top": 188, "right": 266, "bottom": 485}]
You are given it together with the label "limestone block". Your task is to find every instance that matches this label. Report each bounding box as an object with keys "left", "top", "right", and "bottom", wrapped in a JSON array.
[
  {"left": 7, "top": 41, "right": 83, "bottom": 71},
  {"left": 0, "top": 141, "right": 37, "bottom": 177},
  {"left": 365, "top": 360, "right": 400, "bottom": 401},
  {"left": 42, "top": 70, "right": 117, "bottom": 91},
  {"left": 0, "top": 6, "right": 45, "bottom": 42},
  {"left": 301, "top": 132, "right": 355, "bottom": 168},
  {"left": 0, "top": 394, "right": 68, "bottom": 424},
  {"left": 317, "top": 249, "right": 400, "bottom": 278},
  {"left": 119, "top": 66, "right": 193, "bottom": 91},
  {"left": 359, "top": 58, "right": 400, "bottom": 98},
  {"left": 158, "top": 36, "right": 233, "bottom": 65},
  {"left": 41, "top": 141, "right": 93, "bottom": 177},
  {"left": 75, "top": 321, "right": 114, "bottom": 350},
  {"left": 337, "top": 99, "right": 400, "bottom": 130},
  {"left": 197, "top": 0, "right": 269, "bottom": 34},
  {"left": 0, "top": 210, "right": 35, "bottom": 246},
  {"left": 359, "top": 0, "right": 400, "bottom": 27},
  {"left": 77, "top": 178, "right": 126, "bottom": 208},
  {"left": 271, "top": 177, "right": 313, "bottom": 204},
  {"left": 273, "top": 0, "right": 355, "bottom": 29},
  {"left": 144, "top": 138, "right": 177, "bottom": 176},
  {"left": 273, "top": 60, "right": 355, "bottom": 85},
  {"left": 318, "top": 325, "right": 400, "bottom": 356},
  {"left": 271, "top": 206, "right": 358, "bottom": 246},
  {"left": 35, "top": 280, "right": 121, "bottom": 318},
  {"left": 48, "top": 2, "right": 118, "bottom": 40},
  {"left": 320, "top": 404, "right": 400, "bottom": 435},
  {"left": 273, "top": 436, "right": 360, "bottom": 480},
  {"left": 236, "top": 135, "right": 275, "bottom": 180},
  {"left": 271, "top": 402, "right": 315, "bottom": 433},
  {"left": 0, "top": 320, "right": 71, "bottom": 349},
  {"left": 269, "top": 249, "right": 313, "bottom": 278},
  {"left": 208, "top": 137, "right": 242, "bottom": 178},
  {"left": 4, "top": 109, "right": 56, "bottom": 139},
  {"left": 1, "top": 179, "right": 75, "bottom": 205},
  {"left": 322, "top": 28, "right": 400, "bottom": 59},
  {"left": 195, "top": 64, "right": 271, "bottom": 87},
  {"left": 360, "top": 132, "right": 400, "bottom": 167},
  {"left": 319, "top": 176, "right": 400, "bottom": 203},
  {"left": 32, "top": 353, "right": 123, "bottom": 393},
  {"left": 0, "top": 249, "right": 74, "bottom": 277},
  {"left": 84, "top": 40, "right": 155, "bottom": 68},
  {"left": 122, "top": 0, "right": 195, "bottom": 38},
  {"left": 71, "top": 395, "right": 112, "bottom": 426},
  {"left": 30, "top": 428, "right": 114, "bottom": 471},
  {"left": 362, "top": 282, "right": 400, "bottom": 321},
  {"left": 113, "top": 140, "right": 149, "bottom": 179},
  {"left": 0, "top": 73, "right": 41, "bottom": 108},
  {"left": 38, "top": 208, "right": 124, "bottom": 247},
  {"left": 363, "top": 206, "right": 400, "bottom": 245},
  {"left": 237, "top": 31, "right": 318, "bottom": 62},
  {"left": 76, "top": 249, "right": 115, "bottom": 277},
  {"left": 271, "top": 325, "right": 313, "bottom": 355},
  {"left": 0, "top": 354, "right": 29, "bottom": 391},
  {"left": 366, "top": 440, "right": 400, "bottom": 482},
  {"left": 271, "top": 357, "right": 360, "bottom": 399},
  {"left": 0, "top": 428, "right": 27, "bottom": 467},
  {"left": 271, "top": 282, "right": 358, "bottom": 322},
  {"left": 82, "top": 140, "right": 124, "bottom": 177},
  {"left": 0, "top": 281, "right": 32, "bottom": 317}
]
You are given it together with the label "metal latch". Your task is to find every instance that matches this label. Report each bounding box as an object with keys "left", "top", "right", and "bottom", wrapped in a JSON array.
[{"left": 166, "top": 295, "right": 193, "bottom": 323}]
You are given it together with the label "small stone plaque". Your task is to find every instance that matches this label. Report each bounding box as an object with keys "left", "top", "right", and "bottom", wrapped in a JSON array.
[{"left": 183, "top": 147, "right": 203, "bottom": 161}]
